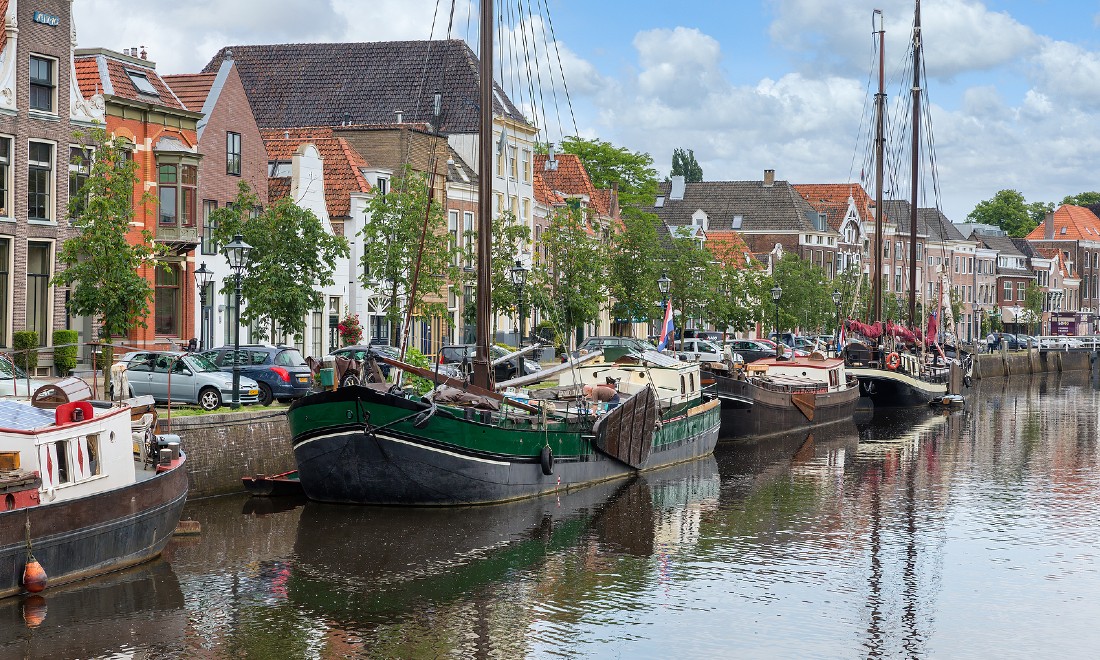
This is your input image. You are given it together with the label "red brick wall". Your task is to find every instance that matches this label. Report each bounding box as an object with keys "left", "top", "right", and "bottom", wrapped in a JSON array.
[{"left": 195, "top": 64, "right": 269, "bottom": 210}]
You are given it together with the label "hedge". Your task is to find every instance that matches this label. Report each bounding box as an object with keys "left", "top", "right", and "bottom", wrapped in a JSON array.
[
  {"left": 52, "top": 329, "right": 79, "bottom": 376},
  {"left": 13, "top": 331, "right": 38, "bottom": 373}
]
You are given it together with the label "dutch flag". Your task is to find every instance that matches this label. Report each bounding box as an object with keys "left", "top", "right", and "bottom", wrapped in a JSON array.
[{"left": 657, "top": 300, "right": 674, "bottom": 351}]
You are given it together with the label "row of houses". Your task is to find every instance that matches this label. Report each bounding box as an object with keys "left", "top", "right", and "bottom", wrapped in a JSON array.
[{"left": 2, "top": 1, "right": 1094, "bottom": 375}]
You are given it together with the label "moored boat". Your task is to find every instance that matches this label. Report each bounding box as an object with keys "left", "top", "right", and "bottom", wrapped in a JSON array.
[
  {"left": 241, "top": 469, "right": 303, "bottom": 497},
  {"left": 0, "top": 393, "right": 188, "bottom": 599},
  {"left": 711, "top": 351, "right": 860, "bottom": 438}
]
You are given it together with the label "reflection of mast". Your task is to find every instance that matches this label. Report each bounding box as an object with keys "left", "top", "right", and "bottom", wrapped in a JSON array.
[
  {"left": 903, "top": 446, "right": 920, "bottom": 656},
  {"left": 866, "top": 466, "right": 885, "bottom": 653}
]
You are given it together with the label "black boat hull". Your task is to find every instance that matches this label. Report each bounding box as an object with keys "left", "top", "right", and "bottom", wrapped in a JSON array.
[
  {"left": 853, "top": 368, "right": 947, "bottom": 407},
  {"left": 0, "top": 461, "right": 189, "bottom": 600},
  {"left": 714, "top": 376, "right": 860, "bottom": 438}
]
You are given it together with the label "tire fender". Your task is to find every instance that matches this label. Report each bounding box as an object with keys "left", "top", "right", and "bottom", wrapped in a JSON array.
[{"left": 540, "top": 445, "right": 554, "bottom": 476}]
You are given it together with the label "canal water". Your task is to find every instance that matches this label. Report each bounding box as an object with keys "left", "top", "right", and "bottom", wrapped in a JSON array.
[{"left": 3, "top": 371, "right": 1100, "bottom": 658}]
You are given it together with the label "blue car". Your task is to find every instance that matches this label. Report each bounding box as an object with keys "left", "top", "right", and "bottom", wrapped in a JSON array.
[{"left": 200, "top": 345, "right": 313, "bottom": 405}]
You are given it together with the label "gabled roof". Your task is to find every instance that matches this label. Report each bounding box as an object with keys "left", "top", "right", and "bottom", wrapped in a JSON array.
[
  {"left": 161, "top": 72, "right": 216, "bottom": 112},
  {"left": 880, "top": 201, "right": 966, "bottom": 242},
  {"left": 204, "top": 40, "right": 530, "bottom": 132},
  {"left": 653, "top": 179, "right": 827, "bottom": 233},
  {"left": 706, "top": 230, "right": 758, "bottom": 270},
  {"left": 793, "top": 183, "right": 873, "bottom": 231},
  {"left": 534, "top": 153, "right": 614, "bottom": 215},
  {"left": 1034, "top": 247, "right": 1075, "bottom": 280},
  {"left": 262, "top": 128, "right": 373, "bottom": 220},
  {"left": 1025, "top": 204, "right": 1100, "bottom": 241},
  {"left": 74, "top": 49, "right": 189, "bottom": 112},
  {"left": 980, "top": 234, "right": 1025, "bottom": 258},
  {"left": 446, "top": 146, "right": 477, "bottom": 186}
]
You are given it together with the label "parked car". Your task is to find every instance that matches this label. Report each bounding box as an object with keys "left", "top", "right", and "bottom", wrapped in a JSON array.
[
  {"left": 683, "top": 329, "right": 725, "bottom": 341},
  {"left": 988, "top": 332, "right": 1023, "bottom": 350},
  {"left": 723, "top": 339, "right": 777, "bottom": 363},
  {"left": 326, "top": 343, "right": 403, "bottom": 385},
  {"left": 572, "top": 336, "right": 658, "bottom": 360},
  {"left": 200, "top": 345, "right": 313, "bottom": 405},
  {"left": 677, "top": 338, "right": 724, "bottom": 362},
  {"left": 120, "top": 351, "right": 260, "bottom": 410},
  {"left": 0, "top": 357, "right": 50, "bottom": 399},
  {"left": 438, "top": 344, "right": 541, "bottom": 382},
  {"left": 760, "top": 337, "right": 808, "bottom": 358}
]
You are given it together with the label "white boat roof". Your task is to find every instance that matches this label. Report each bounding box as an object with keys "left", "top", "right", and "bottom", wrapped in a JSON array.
[
  {"left": 640, "top": 350, "right": 684, "bottom": 368},
  {"left": 0, "top": 400, "right": 56, "bottom": 431}
]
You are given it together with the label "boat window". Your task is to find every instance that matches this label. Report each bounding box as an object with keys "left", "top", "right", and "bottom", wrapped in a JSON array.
[
  {"left": 680, "top": 375, "right": 686, "bottom": 395},
  {"left": 830, "top": 369, "right": 839, "bottom": 388},
  {"left": 54, "top": 440, "right": 70, "bottom": 484},
  {"left": 87, "top": 434, "right": 100, "bottom": 476},
  {"left": 689, "top": 373, "right": 695, "bottom": 392}
]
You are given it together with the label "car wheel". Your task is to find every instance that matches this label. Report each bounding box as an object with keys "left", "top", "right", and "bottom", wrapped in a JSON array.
[
  {"left": 341, "top": 373, "right": 360, "bottom": 387},
  {"left": 257, "top": 383, "right": 273, "bottom": 406},
  {"left": 277, "top": 397, "right": 292, "bottom": 404},
  {"left": 198, "top": 387, "right": 222, "bottom": 411}
]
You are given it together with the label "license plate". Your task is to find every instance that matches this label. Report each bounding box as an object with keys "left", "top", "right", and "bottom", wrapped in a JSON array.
[
  {"left": 248, "top": 389, "right": 258, "bottom": 395},
  {"left": 297, "top": 376, "right": 309, "bottom": 383}
]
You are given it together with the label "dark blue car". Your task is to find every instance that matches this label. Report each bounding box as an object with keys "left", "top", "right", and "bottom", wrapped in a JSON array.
[{"left": 200, "top": 345, "right": 313, "bottom": 405}]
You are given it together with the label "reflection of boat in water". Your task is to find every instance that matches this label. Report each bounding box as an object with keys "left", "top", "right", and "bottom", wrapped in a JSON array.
[
  {"left": 0, "top": 559, "right": 185, "bottom": 654},
  {"left": 287, "top": 457, "right": 719, "bottom": 617}
]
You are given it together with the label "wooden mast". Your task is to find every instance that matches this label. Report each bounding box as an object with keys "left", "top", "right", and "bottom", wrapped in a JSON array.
[
  {"left": 908, "top": 0, "right": 922, "bottom": 328},
  {"left": 872, "top": 9, "right": 885, "bottom": 325},
  {"left": 473, "top": 0, "right": 494, "bottom": 390}
]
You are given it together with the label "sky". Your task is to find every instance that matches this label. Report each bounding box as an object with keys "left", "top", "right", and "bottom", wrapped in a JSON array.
[{"left": 72, "top": 0, "right": 1100, "bottom": 222}]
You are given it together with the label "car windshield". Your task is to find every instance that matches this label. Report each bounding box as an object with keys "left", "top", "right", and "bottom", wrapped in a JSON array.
[
  {"left": 185, "top": 354, "right": 223, "bottom": 373},
  {"left": 275, "top": 349, "right": 307, "bottom": 367},
  {"left": 0, "top": 357, "right": 27, "bottom": 380},
  {"left": 697, "top": 340, "right": 720, "bottom": 352}
]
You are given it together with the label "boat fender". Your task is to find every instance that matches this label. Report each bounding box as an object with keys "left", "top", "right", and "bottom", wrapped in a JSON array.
[
  {"left": 22, "top": 558, "right": 47, "bottom": 593},
  {"left": 885, "top": 352, "right": 901, "bottom": 370},
  {"left": 540, "top": 445, "right": 554, "bottom": 476}
]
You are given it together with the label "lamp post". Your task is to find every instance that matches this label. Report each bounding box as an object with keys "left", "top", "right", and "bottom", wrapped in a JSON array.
[
  {"left": 831, "top": 289, "right": 842, "bottom": 356},
  {"left": 195, "top": 262, "right": 213, "bottom": 351},
  {"left": 658, "top": 271, "right": 672, "bottom": 346},
  {"left": 223, "top": 234, "right": 252, "bottom": 409},
  {"left": 771, "top": 284, "right": 782, "bottom": 358},
  {"left": 509, "top": 259, "right": 528, "bottom": 378}
]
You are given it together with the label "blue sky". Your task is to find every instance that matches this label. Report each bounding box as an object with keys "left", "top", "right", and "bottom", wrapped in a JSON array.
[{"left": 75, "top": 1, "right": 1100, "bottom": 222}]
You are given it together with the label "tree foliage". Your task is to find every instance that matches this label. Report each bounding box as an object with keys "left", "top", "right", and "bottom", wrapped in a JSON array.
[
  {"left": 211, "top": 181, "right": 349, "bottom": 342},
  {"left": 529, "top": 206, "right": 607, "bottom": 348},
  {"left": 966, "top": 189, "right": 1036, "bottom": 237},
  {"left": 663, "top": 227, "right": 718, "bottom": 347},
  {"left": 1061, "top": 192, "right": 1100, "bottom": 207},
  {"left": 607, "top": 211, "right": 663, "bottom": 333},
  {"left": 557, "top": 136, "right": 659, "bottom": 208},
  {"left": 670, "top": 147, "right": 703, "bottom": 183},
  {"left": 771, "top": 254, "right": 834, "bottom": 333},
  {"left": 359, "top": 166, "right": 458, "bottom": 342},
  {"left": 465, "top": 211, "right": 530, "bottom": 334},
  {"left": 54, "top": 125, "right": 162, "bottom": 340}
]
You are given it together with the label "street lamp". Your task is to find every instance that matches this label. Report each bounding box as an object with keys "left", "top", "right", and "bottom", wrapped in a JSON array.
[
  {"left": 771, "top": 284, "right": 782, "bottom": 358},
  {"left": 223, "top": 234, "right": 252, "bottom": 409},
  {"left": 195, "top": 262, "right": 213, "bottom": 351},
  {"left": 831, "top": 289, "right": 842, "bottom": 355},
  {"left": 658, "top": 271, "right": 672, "bottom": 346},
  {"left": 509, "top": 259, "right": 528, "bottom": 377}
]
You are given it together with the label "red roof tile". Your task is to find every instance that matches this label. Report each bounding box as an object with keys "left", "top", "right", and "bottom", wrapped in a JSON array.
[
  {"left": 162, "top": 72, "right": 216, "bottom": 112},
  {"left": 261, "top": 128, "right": 372, "bottom": 219},
  {"left": 706, "top": 230, "right": 758, "bottom": 270},
  {"left": 74, "top": 53, "right": 188, "bottom": 111},
  {"left": 0, "top": 1, "right": 8, "bottom": 55},
  {"left": 794, "top": 183, "right": 874, "bottom": 231},
  {"left": 74, "top": 57, "right": 100, "bottom": 98},
  {"left": 534, "top": 153, "right": 610, "bottom": 215},
  {"left": 1025, "top": 204, "right": 1100, "bottom": 241}
]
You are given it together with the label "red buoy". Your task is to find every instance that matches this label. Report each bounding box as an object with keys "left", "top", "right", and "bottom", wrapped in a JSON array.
[{"left": 22, "top": 559, "right": 47, "bottom": 593}]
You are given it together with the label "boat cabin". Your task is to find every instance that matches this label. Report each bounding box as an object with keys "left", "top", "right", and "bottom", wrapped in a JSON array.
[{"left": 746, "top": 353, "right": 849, "bottom": 393}]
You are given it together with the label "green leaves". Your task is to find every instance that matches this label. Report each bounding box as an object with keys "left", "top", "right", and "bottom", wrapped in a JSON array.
[
  {"left": 670, "top": 148, "right": 703, "bottom": 183},
  {"left": 530, "top": 206, "right": 608, "bottom": 347}
]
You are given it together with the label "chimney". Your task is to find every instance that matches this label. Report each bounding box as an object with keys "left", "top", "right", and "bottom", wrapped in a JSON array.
[
  {"left": 669, "top": 175, "right": 686, "bottom": 201},
  {"left": 140, "top": 46, "right": 147, "bottom": 60},
  {"left": 763, "top": 169, "right": 775, "bottom": 187},
  {"left": 1044, "top": 211, "right": 1054, "bottom": 239},
  {"left": 395, "top": 109, "right": 403, "bottom": 123}
]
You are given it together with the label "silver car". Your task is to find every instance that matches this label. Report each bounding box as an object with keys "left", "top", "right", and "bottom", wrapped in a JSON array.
[
  {"left": 120, "top": 351, "right": 260, "bottom": 410},
  {"left": 0, "top": 357, "right": 50, "bottom": 399}
]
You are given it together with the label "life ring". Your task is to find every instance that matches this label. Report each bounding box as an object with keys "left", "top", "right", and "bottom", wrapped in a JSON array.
[
  {"left": 540, "top": 445, "right": 554, "bottom": 476},
  {"left": 885, "top": 352, "right": 901, "bottom": 370}
]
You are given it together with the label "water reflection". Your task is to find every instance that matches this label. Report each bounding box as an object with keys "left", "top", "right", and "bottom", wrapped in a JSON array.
[{"left": 10, "top": 370, "right": 1100, "bottom": 657}]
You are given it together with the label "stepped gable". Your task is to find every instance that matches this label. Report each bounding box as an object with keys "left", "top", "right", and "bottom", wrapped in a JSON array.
[
  {"left": 1026, "top": 204, "right": 1100, "bottom": 241},
  {"left": 161, "top": 72, "right": 216, "bottom": 112},
  {"left": 204, "top": 40, "right": 530, "bottom": 132},
  {"left": 262, "top": 128, "right": 372, "bottom": 220},
  {"left": 794, "top": 183, "right": 873, "bottom": 230}
]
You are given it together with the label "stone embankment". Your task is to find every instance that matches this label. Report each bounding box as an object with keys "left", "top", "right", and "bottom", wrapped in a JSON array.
[{"left": 972, "top": 348, "right": 1092, "bottom": 379}]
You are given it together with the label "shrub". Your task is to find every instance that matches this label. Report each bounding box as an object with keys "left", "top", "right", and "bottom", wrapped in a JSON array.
[
  {"left": 52, "top": 330, "right": 79, "bottom": 376},
  {"left": 404, "top": 347, "right": 434, "bottom": 395},
  {"left": 13, "top": 331, "right": 38, "bottom": 373}
]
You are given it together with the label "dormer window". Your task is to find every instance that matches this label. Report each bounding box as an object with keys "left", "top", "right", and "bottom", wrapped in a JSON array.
[
  {"left": 732, "top": 215, "right": 743, "bottom": 230},
  {"left": 126, "top": 69, "right": 159, "bottom": 97}
]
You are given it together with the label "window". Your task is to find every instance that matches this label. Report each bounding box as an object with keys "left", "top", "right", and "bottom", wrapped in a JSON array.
[
  {"left": 0, "top": 137, "right": 9, "bottom": 216},
  {"left": 226, "top": 131, "right": 241, "bottom": 176},
  {"left": 223, "top": 290, "right": 237, "bottom": 345},
  {"left": 521, "top": 149, "right": 531, "bottom": 183},
  {"left": 522, "top": 198, "right": 530, "bottom": 223},
  {"left": 508, "top": 145, "right": 517, "bottom": 179},
  {"left": 29, "top": 56, "right": 55, "bottom": 113},
  {"left": 126, "top": 70, "right": 159, "bottom": 97},
  {"left": 375, "top": 176, "right": 389, "bottom": 196},
  {"left": 27, "top": 242, "right": 50, "bottom": 346},
  {"left": 201, "top": 200, "right": 218, "bottom": 254},
  {"left": 916, "top": 242, "right": 923, "bottom": 260},
  {"left": 463, "top": 211, "right": 474, "bottom": 269},
  {"left": 1003, "top": 281, "right": 1012, "bottom": 301},
  {"left": 158, "top": 163, "right": 197, "bottom": 226},
  {"left": 883, "top": 241, "right": 890, "bottom": 259},
  {"left": 0, "top": 238, "right": 8, "bottom": 347},
  {"left": 69, "top": 146, "right": 91, "bottom": 220},
  {"left": 895, "top": 273, "right": 902, "bottom": 292},
  {"left": 28, "top": 142, "right": 53, "bottom": 221},
  {"left": 53, "top": 440, "right": 70, "bottom": 484},
  {"left": 154, "top": 263, "right": 181, "bottom": 336},
  {"left": 448, "top": 210, "right": 460, "bottom": 266},
  {"left": 1017, "top": 282, "right": 1025, "bottom": 300}
]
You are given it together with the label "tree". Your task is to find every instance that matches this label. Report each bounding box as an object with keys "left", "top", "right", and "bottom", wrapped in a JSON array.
[
  {"left": 663, "top": 226, "right": 718, "bottom": 348},
  {"left": 1027, "top": 200, "right": 1054, "bottom": 229},
  {"left": 211, "top": 182, "right": 350, "bottom": 343},
  {"left": 359, "top": 166, "right": 458, "bottom": 344},
  {"left": 771, "top": 254, "right": 833, "bottom": 333},
  {"left": 529, "top": 206, "right": 607, "bottom": 350},
  {"left": 670, "top": 148, "right": 703, "bottom": 183},
  {"left": 1062, "top": 192, "right": 1100, "bottom": 207},
  {"left": 607, "top": 211, "right": 663, "bottom": 335},
  {"left": 464, "top": 211, "right": 530, "bottom": 338},
  {"left": 556, "top": 136, "right": 659, "bottom": 208},
  {"left": 966, "top": 189, "right": 1036, "bottom": 237},
  {"left": 54, "top": 125, "right": 162, "bottom": 367},
  {"left": 1023, "top": 283, "right": 1045, "bottom": 335}
]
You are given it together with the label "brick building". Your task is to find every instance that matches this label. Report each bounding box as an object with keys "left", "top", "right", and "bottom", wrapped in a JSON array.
[
  {"left": 1026, "top": 205, "right": 1100, "bottom": 332},
  {"left": 163, "top": 58, "right": 269, "bottom": 349},
  {"left": 74, "top": 46, "right": 203, "bottom": 352},
  {"left": 0, "top": 0, "right": 103, "bottom": 371}
]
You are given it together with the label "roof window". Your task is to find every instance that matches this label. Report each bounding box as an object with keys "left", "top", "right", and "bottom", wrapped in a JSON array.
[{"left": 126, "top": 69, "right": 159, "bottom": 97}]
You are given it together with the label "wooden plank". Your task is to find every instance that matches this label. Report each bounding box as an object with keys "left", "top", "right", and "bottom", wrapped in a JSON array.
[
  {"left": 375, "top": 356, "right": 541, "bottom": 414},
  {"left": 791, "top": 392, "right": 816, "bottom": 421},
  {"left": 593, "top": 387, "right": 657, "bottom": 469}
]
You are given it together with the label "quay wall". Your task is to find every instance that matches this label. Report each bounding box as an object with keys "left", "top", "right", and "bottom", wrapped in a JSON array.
[
  {"left": 973, "top": 349, "right": 1093, "bottom": 380},
  {"left": 160, "top": 409, "right": 295, "bottom": 499}
]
